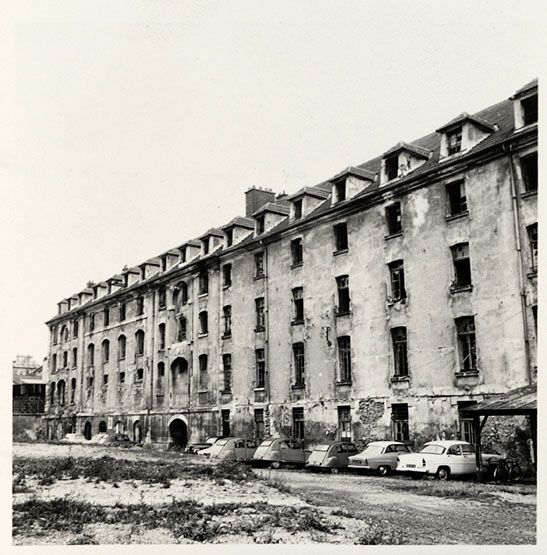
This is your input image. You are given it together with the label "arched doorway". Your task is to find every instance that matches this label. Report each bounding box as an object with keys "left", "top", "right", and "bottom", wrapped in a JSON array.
[
  {"left": 83, "top": 421, "right": 92, "bottom": 440},
  {"left": 98, "top": 421, "right": 107, "bottom": 433},
  {"left": 115, "top": 420, "right": 124, "bottom": 433},
  {"left": 133, "top": 421, "right": 143, "bottom": 443},
  {"left": 169, "top": 418, "right": 188, "bottom": 449}
]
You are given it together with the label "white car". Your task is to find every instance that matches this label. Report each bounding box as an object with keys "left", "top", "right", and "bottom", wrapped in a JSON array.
[
  {"left": 396, "top": 440, "right": 501, "bottom": 480},
  {"left": 348, "top": 441, "right": 411, "bottom": 475}
]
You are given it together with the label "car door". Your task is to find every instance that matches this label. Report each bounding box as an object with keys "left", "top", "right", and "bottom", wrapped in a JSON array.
[
  {"left": 278, "top": 440, "right": 291, "bottom": 463},
  {"left": 245, "top": 439, "right": 257, "bottom": 460},
  {"left": 233, "top": 439, "right": 246, "bottom": 461},
  {"left": 460, "top": 443, "right": 477, "bottom": 474},
  {"left": 446, "top": 444, "right": 464, "bottom": 474}
]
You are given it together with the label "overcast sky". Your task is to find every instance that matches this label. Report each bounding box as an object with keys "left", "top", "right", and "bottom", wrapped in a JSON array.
[{"left": 2, "top": 1, "right": 543, "bottom": 370}]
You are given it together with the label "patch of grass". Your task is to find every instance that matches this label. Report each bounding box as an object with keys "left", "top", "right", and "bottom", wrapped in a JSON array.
[
  {"left": 12, "top": 474, "right": 31, "bottom": 494},
  {"left": 262, "top": 476, "right": 292, "bottom": 494},
  {"left": 355, "top": 518, "right": 404, "bottom": 545},
  {"left": 68, "top": 532, "right": 99, "bottom": 545}
]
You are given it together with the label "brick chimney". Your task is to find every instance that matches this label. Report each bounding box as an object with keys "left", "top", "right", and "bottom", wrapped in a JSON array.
[{"left": 245, "top": 187, "right": 276, "bottom": 217}]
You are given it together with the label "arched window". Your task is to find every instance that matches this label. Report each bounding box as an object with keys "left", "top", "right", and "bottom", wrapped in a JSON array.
[
  {"left": 103, "top": 307, "right": 110, "bottom": 327},
  {"left": 98, "top": 421, "right": 107, "bottom": 433},
  {"left": 62, "top": 351, "right": 68, "bottom": 368},
  {"left": 70, "top": 377, "right": 76, "bottom": 403},
  {"left": 159, "top": 323, "right": 166, "bottom": 349},
  {"left": 136, "top": 368, "right": 144, "bottom": 381},
  {"left": 177, "top": 316, "right": 187, "bottom": 342},
  {"left": 135, "top": 330, "right": 145, "bottom": 356},
  {"left": 49, "top": 382, "right": 56, "bottom": 404},
  {"left": 52, "top": 353, "right": 57, "bottom": 372},
  {"left": 180, "top": 282, "right": 188, "bottom": 305},
  {"left": 57, "top": 380, "right": 66, "bottom": 405},
  {"left": 87, "top": 343, "right": 95, "bottom": 366},
  {"left": 199, "top": 311, "right": 208, "bottom": 335},
  {"left": 118, "top": 335, "right": 126, "bottom": 360},
  {"left": 102, "top": 339, "right": 110, "bottom": 364},
  {"left": 60, "top": 325, "right": 68, "bottom": 342},
  {"left": 72, "top": 347, "right": 78, "bottom": 368},
  {"left": 157, "top": 362, "right": 165, "bottom": 378}
]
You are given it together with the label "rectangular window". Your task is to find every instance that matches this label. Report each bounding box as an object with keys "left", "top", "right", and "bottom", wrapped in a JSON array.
[
  {"left": 532, "top": 305, "right": 538, "bottom": 335},
  {"left": 293, "top": 343, "right": 305, "bottom": 387},
  {"left": 255, "top": 348, "right": 265, "bottom": 388},
  {"left": 254, "top": 252, "right": 265, "bottom": 278},
  {"left": 89, "top": 313, "right": 95, "bottom": 332},
  {"left": 104, "top": 307, "right": 110, "bottom": 327},
  {"left": 254, "top": 409, "right": 265, "bottom": 441},
  {"left": 223, "top": 305, "right": 232, "bottom": 336},
  {"left": 52, "top": 326, "right": 58, "bottom": 345},
  {"left": 255, "top": 297, "right": 265, "bottom": 331},
  {"left": 385, "top": 202, "right": 402, "bottom": 236},
  {"left": 199, "top": 311, "right": 208, "bottom": 335},
  {"left": 521, "top": 152, "right": 538, "bottom": 192},
  {"left": 456, "top": 316, "right": 477, "bottom": 372},
  {"left": 335, "top": 180, "right": 346, "bottom": 203},
  {"left": 199, "top": 355, "right": 208, "bottom": 389},
  {"left": 202, "top": 237, "right": 210, "bottom": 255},
  {"left": 137, "top": 296, "right": 144, "bottom": 316},
  {"left": 199, "top": 270, "right": 208, "bottom": 295},
  {"left": 63, "top": 351, "right": 68, "bottom": 368},
  {"left": 388, "top": 260, "right": 406, "bottom": 301},
  {"left": 522, "top": 94, "right": 538, "bottom": 126},
  {"left": 222, "top": 354, "right": 232, "bottom": 392},
  {"left": 292, "top": 287, "right": 304, "bottom": 323},
  {"left": 293, "top": 199, "right": 303, "bottom": 219},
  {"left": 119, "top": 372, "right": 125, "bottom": 384},
  {"left": 385, "top": 154, "right": 399, "bottom": 181},
  {"left": 161, "top": 256, "right": 167, "bottom": 272},
  {"left": 292, "top": 407, "right": 305, "bottom": 440},
  {"left": 391, "top": 403, "right": 409, "bottom": 442},
  {"left": 119, "top": 302, "right": 126, "bottom": 322},
  {"left": 158, "top": 287, "right": 166, "bottom": 309},
  {"left": 338, "top": 336, "right": 352, "bottom": 383},
  {"left": 226, "top": 228, "right": 233, "bottom": 247},
  {"left": 256, "top": 215, "right": 265, "bottom": 234},
  {"left": 338, "top": 406, "right": 352, "bottom": 441},
  {"left": 446, "top": 126, "right": 463, "bottom": 155},
  {"left": 446, "top": 180, "right": 467, "bottom": 216},
  {"left": 72, "top": 348, "right": 78, "bottom": 368},
  {"left": 291, "top": 238, "right": 303, "bottom": 266},
  {"left": 391, "top": 327, "right": 408, "bottom": 376},
  {"left": 451, "top": 243, "right": 472, "bottom": 287},
  {"left": 458, "top": 401, "right": 477, "bottom": 445},
  {"left": 159, "top": 323, "right": 166, "bottom": 349},
  {"left": 178, "top": 316, "right": 187, "bottom": 342},
  {"left": 179, "top": 247, "right": 187, "bottom": 263},
  {"left": 88, "top": 376, "right": 94, "bottom": 388},
  {"left": 73, "top": 320, "right": 79, "bottom": 338},
  {"left": 333, "top": 222, "right": 348, "bottom": 252},
  {"left": 336, "top": 275, "right": 350, "bottom": 314},
  {"left": 527, "top": 223, "right": 538, "bottom": 271},
  {"left": 103, "top": 374, "right": 109, "bottom": 386},
  {"left": 221, "top": 410, "right": 231, "bottom": 436},
  {"left": 223, "top": 264, "right": 232, "bottom": 287}
]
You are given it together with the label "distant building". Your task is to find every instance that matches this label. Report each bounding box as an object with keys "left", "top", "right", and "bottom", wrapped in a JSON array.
[
  {"left": 13, "top": 355, "right": 46, "bottom": 440},
  {"left": 43, "top": 80, "right": 537, "bottom": 450}
]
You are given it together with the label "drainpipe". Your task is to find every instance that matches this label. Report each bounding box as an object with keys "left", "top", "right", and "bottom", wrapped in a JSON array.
[
  {"left": 263, "top": 239, "right": 271, "bottom": 406},
  {"left": 505, "top": 144, "right": 533, "bottom": 385}
]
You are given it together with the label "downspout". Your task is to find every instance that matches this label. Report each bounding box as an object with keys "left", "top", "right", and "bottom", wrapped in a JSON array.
[
  {"left": 505, "top": 144, "right": 533, "bottom": 385},
  {"left": 263, "top": 240, "right": 271, "bottom": 407}
]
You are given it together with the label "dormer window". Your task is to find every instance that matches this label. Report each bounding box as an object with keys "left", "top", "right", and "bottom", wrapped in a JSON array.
[
  {"left": 446, "top": 126, "right": 463, "bottom": 155},
  {"left": 512, "top": 80, "right": 538, "bottom": 130},
  {"left": 202, "top": 237, "right": 210, "bottom": 255},
  {"left": 335, "top": 181, "right": 346, "bottom": 203},
  {"left": 161, "top": 257, "right": 167, "bottom": 272},
  {"left": 179, "top": 247, "right": 187, "bottom": 263},
  {"left": 140, "top": 266, "right": 146, "bottom": 281},
  {"left": 226, "top": 228, "right": 233, "bottom": 247},
  {"left": 256, "top": 215, "right": 265, "bottom": 235},
  {"left": 294, "top": 199, "right": 303, "bottom": 220},
  {"left": 522, "top": 94, "right": 538, "bottom": 126},
  {"left": 385, "top": 155, "right": 399, "bottom": 181}
]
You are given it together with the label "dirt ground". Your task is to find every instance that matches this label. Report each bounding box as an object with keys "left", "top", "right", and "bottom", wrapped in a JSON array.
[{"left": 12, "top": 442, "right": 536, "bottom": 545}]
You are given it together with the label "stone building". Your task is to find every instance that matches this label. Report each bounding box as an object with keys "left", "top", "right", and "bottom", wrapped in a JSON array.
[
  {"left": 13, "top": 355, "right": 46, "bottom": 439},
  {"left": 43, "top": 79, "right": 538, "bottom": 450}
]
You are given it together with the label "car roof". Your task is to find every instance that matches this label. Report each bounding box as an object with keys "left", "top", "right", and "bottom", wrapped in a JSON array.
[
  {"left": 366, "top": 441, "right": 405, "bottom": 446},
  {"left": 424, "top": 440, "right": 470, "bottom": 446}
]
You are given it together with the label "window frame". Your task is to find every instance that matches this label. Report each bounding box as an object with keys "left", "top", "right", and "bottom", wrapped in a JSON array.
[{"left": 391, "top": 327, "right": 409, "bottom": 377}]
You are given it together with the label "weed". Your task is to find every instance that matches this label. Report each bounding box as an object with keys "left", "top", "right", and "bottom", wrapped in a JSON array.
[
  {"left": 68, "top": 533, "right": 99, "bottom": 545},
  {"left": 355, "top": 518, "right": 404, "bottom": 545}
]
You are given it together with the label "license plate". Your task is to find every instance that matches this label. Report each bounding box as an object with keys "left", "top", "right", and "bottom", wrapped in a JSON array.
[{"left": 406, "top": 464, "right": 416, "bottom": 468}]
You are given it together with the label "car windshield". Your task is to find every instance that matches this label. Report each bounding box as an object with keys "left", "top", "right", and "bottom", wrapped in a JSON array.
[
  {"left": 216, "top": 439, "right": 230, "bottom": 446},
  {"left": 363, "top": 445, "right": 383, "bottom": 454},
  {"left": 420, "top": 444, "right": 446, "bottom": 454},
  {"left": 314, "top": 444, "right": 331, "bottom": 452},
  {"left": 259, "top": 440, "right": 274, "bottom": 447},
  {"left": 206, "top": 437, "right": 217, "bottom": 444},
  {"left": 461, "top": 444, "right": 474, "bottom": 453}
]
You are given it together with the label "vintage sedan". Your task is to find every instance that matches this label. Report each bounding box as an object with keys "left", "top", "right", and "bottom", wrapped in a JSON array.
[
  {"left": 208, "top": 437, "right": 257, "bottom": 462},
  {"left": 396, "top": 440, "right": 502, "bottom": 480},
  {"left": 252, "top": 438, "right": 311, "bottom": 468},
  {"left": 187, "top": 437, "right": 221, "bottom": 455},
  {"left": 102, "top": 433, "right": 135, "bottom": 448},
  {"left": 348, "top": 441, "right": 411, "bottom": 475},
  {"left": 305, "top": 441, "right": 360, "bottom": 473}
]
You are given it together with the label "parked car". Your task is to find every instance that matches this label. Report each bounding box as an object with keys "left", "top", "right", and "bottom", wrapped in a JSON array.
[
  {"left": 252, "top": 438, "right": 311, "bottom": 468},
  {"left": 103, "top": 433, "right": 135, "bottom": 448},
  {"left": 305, "top": 441, "right": 359, "bottom": 473},
  {"left": 396, "top": 440, "right": 502, "bottom": 480},
  {"left": 187, "top": 437, "right": 221, "bottom": 454},
  {"left": 208, "top": 437, "right": 257, "bottom": 462},
  {"left": 348, "top": 441, "right": 411, "bottom": 475}
]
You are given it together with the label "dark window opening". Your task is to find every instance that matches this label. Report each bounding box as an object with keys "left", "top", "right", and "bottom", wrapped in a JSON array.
[
  {"left": 451, "top": 243, "right": 472, "bottom": 287},
  {"left": 338, "top": 406, "right": 352, "bottom": 441},
  {"left": 446, "top": 126, "right": 463, "bottom": 155},
  {"left": 199, "top": 311, "right": 208, "bottom": 335},
  {"left": 179, "top": 282, "right": 188, "bottom": 305},
  {"left": 89, "top": 313, "right": 95, "bottom": 332},
  {"left": 292, "top": 287, "right": 304, "bottom": 323},
  {"left": 72, "top": 347, "right": 77, "bottom": 368},
  {"left": 391, "top": 403, "right": 409, "bottom": 442},
  {"left": 388, "top": 260, "right": 406, "bottom": 301},
  {"left": 385, "top": 154, "right": 399, "bottom": 181},
  {"left": 118, "top": 335, "right": 126, "bottom": 360},
  {"left": 52, "top": 353, "right": 57, "bottom": 372},
  {"left": 256, "top": 215, "right": 265, "bottom": 234},
  {"left": 255, "top": 348, "right": 265, "bottom": 388},
  {"left": 522, "top": 94, "right": 538, "bottom": 126},
  {"left": 254, "top": 252, "right": 265, "bottom": 278},
  {"left": 101, "top": 340, "right": 110, "bottom": 364},
  {"left": 179, "top": 247, "right": 187, "bottom": 263},
  {"left": 222, "top": 354, "right": 232, "bottom": 392},
  {"left": 336, "top": 275, "right": 350, "bottom": 314},
  {"left": 88, "top": 376, "right": 94, "bottom": 388},
  {"left": 62, "top": 351, "right": 68, "bottom": 368},
  {"left": 223, "top": 264, "right": 232, "bottom": 287},
  {"left": 73, "top": 320, "right": 79, "bottom": 338},
  {"left": 335, "top": 180, "right": 346, "bottom": 203},
  {"left": 136, "top": 296, "right": 144, "bottom": 316},
  {"left": 446, "top": 180, "right": 467, "bottom": 216},
  {"left": 199, "top": 354, "right": 208, "bottom": 389},
  {"left": 158, "top": 362, "right": 165, "bottom": 377},
  {"left": 158, "top": 287, "right": 166, "bottom": 309},
  {"left": 221, "top": 409, "right": 231, "bottom": 436},
  {"left": 333, "top": 222, "right": 348, "bottom": 252},
  {"left": 177, "top": 316, "right": 187, "bottom": 342},
  {"left": 532, "top": 305, "right": 538, "bottom": 335},
  {"left": 70, "top": 377, "right": 76, "bottom": 403},
  {"left": 202, "top": 237, "right": 210, "bottom": 255},
  {"left": 293, "top": 343, "right": 305, "bottom": 387},
  {"left": 199, "top": 270, "right": 208, "bottom": 295},
  {"left": 293, "top": 199, "right": 303, "bottom": 219},
  {"left": 254, "top": 409, "right": 265, "bottom": 442},
  {"left": 135, "top": 330, "right": 145, "bottom": 356},
  {"left": 103, "top": 374, "right": 108, "bottom": 386},
  {"left": 385, "top": 202, "right": 402, "bottom": 236},
  {"left": 159, "top": 323, "right": 166, "bottom": 349},
  {"left": 292, "top": 407, "right": 305, "bottom": 440},
  {"left": 87, "top": 344, "right": 94, "bottom": 367},
  {"left": 223, "top": 305, "right": 232, "bottom": 336},
  {"left": 119, "top": 302, "right": 126, "bottom": 322},
  {"left": 104, "top": 307, "right": 110, "bottom": 327},
  {"left": 456, "top": 316, "right": 477, "bottom": 372},
  {"left": 291, "top": 238, "right": 303, "bottom": 266},
  {"left": 391, "top": 327, "right": 408, "bottom": 376},
  {"left": 226, "top": 228, "right": 233, "bottom": 247},
  {"left": 527, "top": 223, "right": 538, "bottom": 271},
  {"left": 338, "top": 336, "right": 352, "bottom": 383},
  {"left": 255, "top": 297, "right": 265, "bottom": 331},
  {"left": 521, "top": 152, "right": 538, "bottom": 192},
  {"left": 136, "top": 368, "right": 144, "bottom": 381},
  {"left": 119, "top": 372, "right": 125, "bottom": 384},
  {"left": 161, "top": 256, "right": 167, "bottom": 272}
]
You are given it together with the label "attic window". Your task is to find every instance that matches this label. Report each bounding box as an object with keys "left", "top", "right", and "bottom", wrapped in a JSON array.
[
  {"left": 161, "top": 257, "right": 167, "bottom": 272},
  {"left": 385, "top": 155, "right": 399, "bottom": 181},
  {"left": 294, "top": 199, "right": 303, "bottom": 220},
  {"left": 179, "top": 247, "right": 187, "bottom": 263},
  {"left": 522, "top": 94, "right": 538, "bottom": 126},
  {"left": 226, "top": 228, "right": 233, "bottom": 247},
  {"left": 256, "top": 215, "right": 265, "bottom": 235},
  {"left": 202, "top": 237, "right": 210, "bottom": 255},
  {"left": 335, "top": 181, "right": 346, "bottom": 203},
  {"left": 446, "top": 126, "right": 463, "bottom": 155}
]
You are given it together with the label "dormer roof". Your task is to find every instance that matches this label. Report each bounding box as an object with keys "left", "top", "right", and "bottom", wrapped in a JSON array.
[
  {"left": 252, "top": 202, "right": 290, "bottom": 218},
  {"left": 177, "top": 239, "right": 201, "bottom": 249},
  {"left": 383, "top": 141, "right": 431, "bottom": 160},
  {"left": 107, "top": 274, "right": 124, "bottom": 284},
  {"left": 330, "top": 166, "right": 376, "bottom": 183},
  {"left": 221, "top": 216, "right": 255, "bottom": 230},
  {"left": 436, "top": 112, "right": 496, "bottom": 133},
  {"left": 286, "top": 186, "right": 330, "bottom": 201},
  {"left": 511, "top": 78, "right": 538, "bottom": 99},
  {"left": 199, "top": 227, "right": 224, "bottom": 239},
  {"left": 143, "top": 257, "right": 161, "bottom": 267}
]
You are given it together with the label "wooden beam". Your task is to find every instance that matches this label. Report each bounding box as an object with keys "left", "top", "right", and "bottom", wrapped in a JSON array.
[{"left": 474, "top": 415, "right": 484, "bottom": 482}]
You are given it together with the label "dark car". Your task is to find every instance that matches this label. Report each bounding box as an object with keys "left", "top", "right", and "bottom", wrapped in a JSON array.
[
  {"left": 186, "top": 436, "right": 221, "bottom": 454},
  {"left": 253, "top": 438, "right": 311, "bottom": 468},
  {"left": 103, "top": 433, "right": 135, "bottom": 448},
  {"left": 306, "top": 441, "right": 360, "bottom": 473}
]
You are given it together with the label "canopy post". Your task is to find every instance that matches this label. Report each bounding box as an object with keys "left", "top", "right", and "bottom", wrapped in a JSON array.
[{"left": 473, "top": 415, "right": 484, "bottom": 482}]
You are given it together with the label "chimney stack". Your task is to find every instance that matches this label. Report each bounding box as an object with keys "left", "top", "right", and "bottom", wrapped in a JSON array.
[{"left": 244, "top": 186, "right": 276, "bottom": 217}]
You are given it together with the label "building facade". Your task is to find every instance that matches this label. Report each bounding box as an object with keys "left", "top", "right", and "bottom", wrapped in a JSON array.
[
  {"left": 43, "top": 80, "right": 538, "bottom": 449},
  {"left": 13, "top": 355, "right": 46, "bottom": 440}
]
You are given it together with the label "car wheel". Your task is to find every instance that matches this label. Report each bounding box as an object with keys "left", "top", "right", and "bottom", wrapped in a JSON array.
[
  {"left": 330, "top": 467, "right": 339, "bottom": 474},
  {"left": 270, "top": 461, "right": 281, "bottom": 470},
  {"left": 436, "top": 467, "right": 450, "bottom": 481},
  {"left": 378, "top": 465, "right": 390, "bottom": 476}
]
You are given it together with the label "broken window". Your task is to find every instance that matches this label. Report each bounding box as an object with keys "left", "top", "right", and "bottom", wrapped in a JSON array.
[
  {"left": 335, "top": 180, "right": 346, "bottom": 203},
  {"left": 177, "top": 316, "right": 187, "bottom": 342},
  {"left": 292, "top": 407, "right": 305, "bottom": 440},
  {"left": 338, "top": 406, "right": 352, "bottom": 441},
  {"left": 385, "top": 202, "right": 402, "bottom": 236},
  {"left": 527, "top": 223, "right": 538, "bottom": 271},
  {"left": 73, "top": 320, "right": 79, "bottom": 338},
  {"left": 63, "top": 351, "right": 68, "bottom": 368},
  {"left": 458, "top": 401, "right": 477, "bottom": 445},
  {"left": 255, "top": 297, "right": 265, "bottom": 331},
  {"left": 118, "top": 335, "right": 126, "bottom": 360},
  {"left": 136, "top": 368, "right": 144, "bottom": 382},
  {"left": 293, "top": 342, "right": 305, "bottom": 387},
  {"left": 102, "top": 339, "right": 110, "bottom": 364},
  {"left": 158, "top": 286, "right": 166, "bottom": 309},
  {"left": 135, "top": 330, "right": 145, "bottom": 356},
  {"left": 522, "top": 94, "right": 538, "bottom": 126},
  {"left": 254, "top": 252, "right": 265, "bottom": 278},
  {"left": 336, "top": 275, "right": 350, "bottom": 315},
  {"left": 391, "top": 403, "right": 409, "bottom": 442},
  {"left": 385, "top": 154, "right": 399, "bottom": 181},
  {"left": 72, "top": 347, "right": 77, "bottom": 368},
  {"left": 254, "top": 409, "right": 265, "bottom": 441},
  {"left": 88, "top": 376, "right": 94, "bottom": 388},
  {"left": 199, "top": 354, "right": 208, "bottom": 389},
  {"left": 521, "top": 152, "right": 538, "bottom": 192},
  {"left": 223, "top": 264, "right": 232, "bottom": 287},
  {"left": 456, "top": 316, "right": 477, "bottom": 372},
  {"left": 119, "top": 371, "right": 125, "bottom": 384},
  {"left": 70, "top": 377, "right": 76, "bottom": 403},
  {"left": 222, "top": 354, "right": 232, "bottom": 392},
  {"left": 293, "top": 199, "right": 303, "bottom": 219},
  {"left": 451, "top": 242, "right": 472, "bottom": 288},
  {"left": 199, "top": 270, "right": 208, "bottom": 295},
  {"left": 255, "top": 348, "right": 265, "bottom": 388},
  {"left": 102, "top": 374, "right": 108, "bottom": 386},
  {"left": 199, "top": 311, "right": 208, "bottom": 335},
  {"left": 337, "top": 336, "right": 352, "bottom": 383},
  {"left": 223, "top": 305, "right": 232, "bottom": 337},
  {"left": 226, "top": 228, "right": 233, "bottom": 247},
  {"left": 87, "top": 343, "right": 95, "bottom": 367},
  {"left": 291, "top": 238, "right": 303, "bottom": 266},
  {"left": 446, "top": 180, "right": 467, "bottom": 216},
  {"left": 89, "top": 313, "right": 95, "bottom": 332},
  {"left": 221, "top": 409, "right": 231, "bottom": 436},
  {"left": 104, "top": 307, "right": 110, "bottom": 327},
  {"left": 333, "top": 222, "right": 348, "bottom": 252},
  {"left": 292, "top": 287, "right": 304, "bottom": 323},
  {"left": 446, "top": 126, "right": 463, "bottom": 155},
  {"left": 119, "top": 302, "right": 126, "bottom": 322},
  {"left": 256, "top": 215, "right": 265, "bottom": 234},
  {"left": 391, "top": 327, "right": 408, "bottom": 376},
  {"left": 388, "top": 260, "right": 406, "bottom": 301},
  {"left": 158, "top": 323, "right": 166, "bottom": 349}
]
